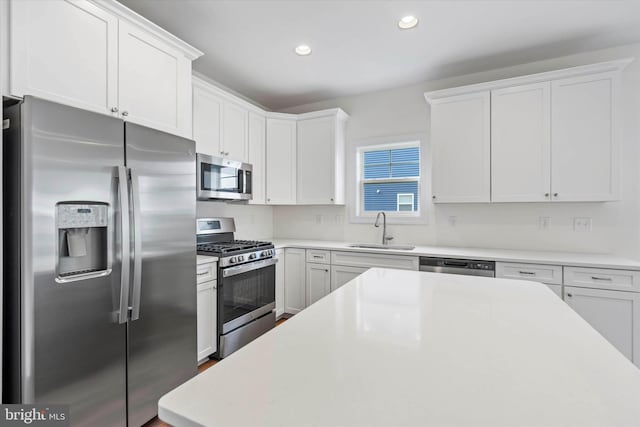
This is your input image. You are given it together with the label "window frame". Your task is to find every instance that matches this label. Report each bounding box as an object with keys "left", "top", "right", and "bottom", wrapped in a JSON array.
[
  {"left": 397, "top": 193, "right": 415, "bottom": 212},
  {"left": 356, "top": 140, "right": 422, "bottom": 220}
]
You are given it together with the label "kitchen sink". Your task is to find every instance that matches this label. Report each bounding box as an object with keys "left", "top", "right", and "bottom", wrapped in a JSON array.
[{"left": 349, "top": 243, "right": 416, "bottom": 250}]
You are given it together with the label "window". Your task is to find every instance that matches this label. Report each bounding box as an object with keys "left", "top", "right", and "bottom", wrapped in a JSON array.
[{"left": 357, "top": 142, "right": 421, "bottom": 217}]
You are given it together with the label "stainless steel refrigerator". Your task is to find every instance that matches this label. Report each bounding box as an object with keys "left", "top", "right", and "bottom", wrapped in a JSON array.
[{"left": 2, "top": 96, "right": 197, "bottom": 426}]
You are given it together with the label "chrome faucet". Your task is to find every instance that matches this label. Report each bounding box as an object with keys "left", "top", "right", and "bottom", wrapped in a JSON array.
[{"left": 374, "top": 212, "right": 393, "bottom": 245}]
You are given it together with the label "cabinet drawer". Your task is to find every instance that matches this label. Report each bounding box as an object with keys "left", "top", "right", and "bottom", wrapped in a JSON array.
[
  {"left": 306, "top": 249, "right": 331, "bottom": 264},
  {"left": 495, "top": 262, "right": 562, "bottom": 285},
  {"left": 196, "top": 262, "right": 217, "bottom": 284},
  {"left": 564, "top": 267, "right": 640, "bottom": 292},
  {"left": 331, "top": 251, "right": 418, "bottom": 270}
]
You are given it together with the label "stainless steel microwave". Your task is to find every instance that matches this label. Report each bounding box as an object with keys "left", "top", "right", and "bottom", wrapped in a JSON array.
[{"left": 197, "top": 153, "right": 253, "bottom": 201}]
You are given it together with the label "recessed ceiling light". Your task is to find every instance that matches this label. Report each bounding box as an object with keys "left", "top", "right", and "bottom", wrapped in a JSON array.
[
  {"left": 398, "top": 15, "right": 419, "bottom": 30},
  {"left": 295, "top": 45, "right": 312, "bottom": 56}
]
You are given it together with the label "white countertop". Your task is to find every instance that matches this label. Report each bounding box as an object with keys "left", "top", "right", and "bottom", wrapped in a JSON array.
[
  {"left": 159, "top": 268, "right": 640, "bottom": 427},
  {"left": 272, "top": 239, "right": 640, "bottom": 270}
]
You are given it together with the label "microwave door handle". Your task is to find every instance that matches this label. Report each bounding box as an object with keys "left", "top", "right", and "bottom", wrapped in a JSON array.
[
  {"left": 237, "top": 169, "right": 244, "bottom": 193},
  {"left": 129, "top": 170, "right": 143, "bottom": 321},
  {"left": 117, "top": 166, "right": 131, "bottom": 324}
]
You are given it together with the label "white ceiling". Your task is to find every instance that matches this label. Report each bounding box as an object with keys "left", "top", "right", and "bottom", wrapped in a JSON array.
[{"left": 119, "top": 0, "right": 640, "bottom": 110}]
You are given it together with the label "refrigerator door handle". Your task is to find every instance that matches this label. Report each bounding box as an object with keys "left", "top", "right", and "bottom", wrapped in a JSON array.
[
  {"left": 117, "top": 166, "right": 132, "bottom": 324},
  {"left": 130, "top": 169, "right": 143, "bottom": 321}
]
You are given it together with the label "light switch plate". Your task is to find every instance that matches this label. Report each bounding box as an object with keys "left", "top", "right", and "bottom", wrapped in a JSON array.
[{"left": 539, "top": 216, "right": 550, "bottom": 230}]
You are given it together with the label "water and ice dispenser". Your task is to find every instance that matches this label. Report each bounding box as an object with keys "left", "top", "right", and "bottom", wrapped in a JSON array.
[{"left": 56, "top": 202, "right": 110, "bottom": 281}]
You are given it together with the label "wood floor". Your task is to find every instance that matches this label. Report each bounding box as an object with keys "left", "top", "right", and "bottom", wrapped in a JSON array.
[{"left": 144, "top": 317, "right": 288, "bottom": 427}]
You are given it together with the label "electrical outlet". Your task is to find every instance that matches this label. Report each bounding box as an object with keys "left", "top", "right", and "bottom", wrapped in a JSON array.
[
  {"left": 448, "top": 216, "right": 457, "bottom": 227},
  {"left": 573, "top": 217, "right": 592, "bottom": 232},
  {"left": 315, "top": 215, "right": 323, "bottom": 225},
  {"left": 539, "top": 216, "right": 550, "bottom": 230},
  {"left": 335, "top": 215, "right": 344, "bottom": 225}
]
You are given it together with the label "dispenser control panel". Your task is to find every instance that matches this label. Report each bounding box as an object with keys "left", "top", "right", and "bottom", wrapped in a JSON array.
[{"left": 57, "top": 204, "right": 108, "bottom": 228}]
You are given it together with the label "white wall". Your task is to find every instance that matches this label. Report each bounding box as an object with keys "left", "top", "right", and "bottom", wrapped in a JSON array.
[
  {"left": 273, "top": 43, "right": 640, "bottom": 258},
  {"left": 197, "top": 201, "right": 273, "bottom": 240}
]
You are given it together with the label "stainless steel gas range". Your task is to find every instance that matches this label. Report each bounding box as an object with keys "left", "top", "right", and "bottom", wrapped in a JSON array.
[{"left": 196, "top": 218, "right": 277, "bottom": 358}]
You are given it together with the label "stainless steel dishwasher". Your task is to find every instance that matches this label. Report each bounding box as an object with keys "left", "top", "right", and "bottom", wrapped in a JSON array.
[{"left": 419, "top": 257, "right": 495, "bottom": 277}]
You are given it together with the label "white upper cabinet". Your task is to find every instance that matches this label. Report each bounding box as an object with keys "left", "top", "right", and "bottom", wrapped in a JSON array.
[
  {"left": 491, "top": 82, "right": 551, "bottom": 202},
  {"left": 266, "top": 117, "right": 297, "bottom": 204},
  {"left": 192, "top": 76, "right": 251, "bottom": 162},
  {"left": 118, "top": 20, "right": 192, "bottom": 136},
  {"left": 9, "top": 0, "right": 118, "bottom": 116},
  {"left": 192, "top": 78, "right": 223, "bottom": 156},
  {"left": 7, "top": 0, "right": 202, "bottom": 137},
  {"left": 551, "top": 72, "right": 619, "bottom": 201},
  {"left": 430, "top": 91, "right": 491, "bottom": 203},
  {"left": 248, "top": 111, "right": 267, "bottom": 204},
  {"left": 426, "top": 59, "right": 630, "bottom": 204},
  {"left": 222, "top": 100, "right": 249, "bottom": 161},
  {"left": 296, "top": 110, "right": 348, "bottom": 205}
]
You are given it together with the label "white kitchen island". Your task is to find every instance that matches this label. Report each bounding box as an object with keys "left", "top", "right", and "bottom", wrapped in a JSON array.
[{"left": 159, "top": 268, "right": 640, "bottom": 427}]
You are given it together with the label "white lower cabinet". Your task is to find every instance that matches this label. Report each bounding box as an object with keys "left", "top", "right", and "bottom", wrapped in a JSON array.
[
  {"left": 284, "top": 248, "right": 306, "bottom": 314},
  {"left": 545, "top": 284, "right": 563, "bottom": 299},
  {"left": 565, "top": 286, "right": 640, "bottom": 365},
  {"left": 196, "top": 280, "right": 217, "bottom": 362},
  {"left": 306, "top": 263, "right": 331, "bottom": 306},
  {"left": 331, "top": 265, "right": 369, "bottom": 291},
  {"left": 275, "top": 249, "right": 285, "bottom": 318}
]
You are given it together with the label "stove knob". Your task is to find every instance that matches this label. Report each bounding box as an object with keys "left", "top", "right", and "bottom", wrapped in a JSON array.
[
  {"left": 269, "top": 249, "right": 274, "bottom": 256},
  {"left": 260, "top": 251, "right": 267, "bottom": 257},
  {"left": 238, "top": 255, "right": 245, "bottom": 262},
  {"left": 249, "top": 253, "right": 257, "bottom": 260},
  {"left": 229, "top": 257, "right": 237, "bottom": 264}
]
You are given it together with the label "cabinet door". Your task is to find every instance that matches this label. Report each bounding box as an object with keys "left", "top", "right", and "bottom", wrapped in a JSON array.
[
  {"left": 10, "top": 0, "right": 118, "bottom": 115},
  {"left": 331, "top": 265, "right": 369, "bottom": 291},
  {"left": 306, "top": 263, "right": 331, "bottom": 306},
  {"left": 491, "top": 82, "right": 551, "bottom": 202},
  {"left": 565, "top": 286, "right": 639, "bottom": 365},
  {"left": 192, "top": 81, "right": 223, "bottom": 156},
  {"left": 275, "top": 249, "right": 285, "bottom": 318},
  {"left": 222, "top": 101, "right": 248, "bottom": 161},
  {"left": 284, "top": 248, "right": 306, "bottom": 314},
  {"left": 430, "top": 91, "right": 490, "bottom": 203},
  {"left": 248, "top": 112, "right": 266, "bottom": 204},
  {"left": 118, "top": 20, "right": 191, "bottom": 136},
  {"left": 551, "top": 72, "right": 619, "bottom": 201},
  {"left": 297, "top": 116, "right": 336, "bottom": 204},
  {"left": 196, "top": 281, "right": 217, "bottom": 361},
  {"left": 266, "top": 118, "right": 297, "bottom": 204}
]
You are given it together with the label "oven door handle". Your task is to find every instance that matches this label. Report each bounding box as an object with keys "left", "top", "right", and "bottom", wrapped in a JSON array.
[{"left": 222, "top": 258, "right": 278, "bottom": 278}]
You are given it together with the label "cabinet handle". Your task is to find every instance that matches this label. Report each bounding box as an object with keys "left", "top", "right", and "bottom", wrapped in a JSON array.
[
  {"left": 313, "top": 255, "right": 323, "bottom": 259},
  {"left": 197, "top": 271, "right": 209, "bottom": 276},
  {"left": 432, "top": 195, "right": 436, "bottom": 199},
  {"left": 267, "top": 198, "right": 271, "bottom": 202},
  {"left": 330, "top": 198, "right": 334, "bottom": 202},
  {"left": 519, "top": 271, "right": 536, "bottom": 276},
  {"left": 225, "top": 152, "right": 230, "bottom": 156},
  {"left": 122, "top": 111, "right": 129, "bottom": 117},
  {"left": 325, "top": 269, "right": 329, "bottom": 272},
  {"left": 566, "top": 293, "right": 573, "bottom": 297},
  {"left": 553, "top": 193, "right": 558, "bottom": 197},
  {"left": 111, "top": 107, "right": 119, "bottom": 113},
  {"left": 544, "top": 193, "right": 549, "bottom": 197},
  {"left": 591, "top": 276, "right": 612, "bottom": 281},
  {"left": 220, "top": 150, "right": 225, "bottom": 155}
]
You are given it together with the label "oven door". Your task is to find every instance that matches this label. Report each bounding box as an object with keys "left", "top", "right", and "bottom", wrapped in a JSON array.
[
  {"left": 197, "top": 153, "right": 253, "bottom": 201},
  {"left": 219, "top": 258, "right": 277, "bottom": 334}
]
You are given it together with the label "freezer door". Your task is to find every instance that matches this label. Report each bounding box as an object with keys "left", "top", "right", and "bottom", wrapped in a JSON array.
[
  {"left": 125, "top": 123, "right": 197, "bottom": 427},
  {"left": 13, "top": 97, "right": 128, "bottom": 426}
]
